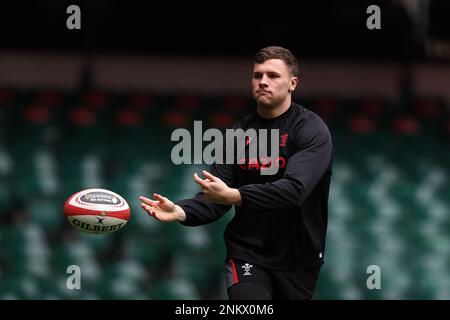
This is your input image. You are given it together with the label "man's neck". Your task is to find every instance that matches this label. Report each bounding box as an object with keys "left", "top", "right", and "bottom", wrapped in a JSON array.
[{"left": 257, "top": 97, "right": 292, "bottom": 119}]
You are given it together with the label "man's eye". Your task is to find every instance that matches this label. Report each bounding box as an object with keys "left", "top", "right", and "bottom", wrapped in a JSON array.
[{"left": 253, "top": 74, "right": 262, "bottom": 79}]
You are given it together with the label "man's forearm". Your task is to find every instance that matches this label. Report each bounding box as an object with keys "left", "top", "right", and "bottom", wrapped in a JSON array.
[
  {"left": 175, "top": 204, "right": 187, "bottom": 222},
  {"left": 176, "top": 193, "right": 233, "bottom": 226},
  {"left": 229, "top": 188, "right": 242, "bottom": 206}
]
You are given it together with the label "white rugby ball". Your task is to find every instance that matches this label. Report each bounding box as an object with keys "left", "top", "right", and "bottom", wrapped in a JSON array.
[{"left": 64, "top": 188, "right": 130, "bottom": 234}]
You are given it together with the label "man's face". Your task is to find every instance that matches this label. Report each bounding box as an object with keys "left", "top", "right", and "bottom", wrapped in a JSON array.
[{"left": 252, "top": 59, "right": 297, "bottom": 107}]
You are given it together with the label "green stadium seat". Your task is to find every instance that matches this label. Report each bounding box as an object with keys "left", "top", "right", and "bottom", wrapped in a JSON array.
[
  {"left": 151, "top": 278, "right": 200, "bottom": 300},
  {"left": 2, "top": 91, "right": 450, "bottom": 300}
]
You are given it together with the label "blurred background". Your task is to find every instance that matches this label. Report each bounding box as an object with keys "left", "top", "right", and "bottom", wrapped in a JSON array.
[{"left": 0, "top": 0, "right": 449, "bottom": 300}]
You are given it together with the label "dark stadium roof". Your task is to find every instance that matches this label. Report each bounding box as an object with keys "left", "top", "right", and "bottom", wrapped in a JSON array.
[{"left": 0, "top": 0, "right": 449, "bottom": 61}]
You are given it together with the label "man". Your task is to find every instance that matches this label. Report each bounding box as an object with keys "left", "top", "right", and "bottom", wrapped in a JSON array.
[{"left": 140, "top": 46, "right": 332, "bottom": 300}]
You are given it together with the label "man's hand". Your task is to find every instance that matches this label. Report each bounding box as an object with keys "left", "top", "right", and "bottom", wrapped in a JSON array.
[
  {"left": 139, "top": 193, "right": 186, "bottom": 222},
  {"left": 194, "top": 170, "right": 242, "bottom": 206}
]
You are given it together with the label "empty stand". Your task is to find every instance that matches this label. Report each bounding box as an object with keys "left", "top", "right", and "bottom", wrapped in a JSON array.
[{"left": 0, "top": 90, "right": 448, "bottom": 300}]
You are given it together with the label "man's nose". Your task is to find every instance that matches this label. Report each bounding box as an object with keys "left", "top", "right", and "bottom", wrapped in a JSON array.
[{"left": 258, "top": 77, "right": 268, "bottom": 87}]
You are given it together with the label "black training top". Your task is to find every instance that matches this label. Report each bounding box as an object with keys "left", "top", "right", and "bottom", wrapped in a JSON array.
[{"left": 176, "top": 102, "right": 332, "bottom": 270}]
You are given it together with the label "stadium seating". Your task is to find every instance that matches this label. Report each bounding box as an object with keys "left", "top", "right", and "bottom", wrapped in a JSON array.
[{"left": 0, "top": 89, "right": 448, "bottom": 300}]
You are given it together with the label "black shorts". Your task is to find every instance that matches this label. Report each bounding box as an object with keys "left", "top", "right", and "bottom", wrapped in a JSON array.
[{"left": 225, "top": 258, "right": 321, "bottom": 300}]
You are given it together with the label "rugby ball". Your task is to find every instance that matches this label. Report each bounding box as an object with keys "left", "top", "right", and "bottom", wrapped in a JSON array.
[{"left": 64, "top": 188, "right": 130, "bottom": 234}]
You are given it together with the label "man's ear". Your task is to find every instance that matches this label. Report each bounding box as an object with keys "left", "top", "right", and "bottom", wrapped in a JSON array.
[{"left": 289, "top": 77, "right": 299, "bottom": 92}]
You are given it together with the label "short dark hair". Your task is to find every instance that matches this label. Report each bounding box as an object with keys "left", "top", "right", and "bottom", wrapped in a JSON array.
[{"left": 254, "top": 46, "right": 299, "bottom": 77}]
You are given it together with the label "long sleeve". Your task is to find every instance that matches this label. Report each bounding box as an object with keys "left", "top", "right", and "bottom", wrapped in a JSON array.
[
  {"left": 238, "top": 119, "right": 332, "bottom": 210},
  {"left": 176, "top": 162, "right": 236, "bottom": 226},
  {"left": 172, "top": 103, "right": 333, "bottom": 270}
]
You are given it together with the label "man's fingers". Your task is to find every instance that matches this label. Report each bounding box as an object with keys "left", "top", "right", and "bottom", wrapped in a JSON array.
[
  {"left": 194, "top": 173, "right": 208, "bottom": 189},
  {"left": 141, "top": 203, "right": 169, "bottom": 222},
  {"left": 139, "top": 196, "right": 159, "bottom": 206},
  {"left": 202, "top": 170, "right": 217, "bottom": 182},
  {"left": 141, "top": 203, "right": 155, "bottom": 216},
  {"left": 153, "top": 193, "right": 167, "bottom": 203}
]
